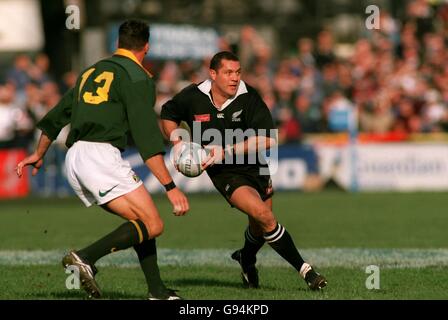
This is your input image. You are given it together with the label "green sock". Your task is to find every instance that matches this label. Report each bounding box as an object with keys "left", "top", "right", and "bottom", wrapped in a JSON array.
[
  {"left": 77, "top": 220, "right": 148, "bottom": 265},
  {"left": 134, "top": 238, "right": 167, "bottom": 296}
]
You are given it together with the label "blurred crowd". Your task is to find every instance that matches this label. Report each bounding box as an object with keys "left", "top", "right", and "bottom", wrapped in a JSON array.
[
  {"left": 1, "top": 0, "right": 448, "bottom": 149},
  {"left": 0, "top": 53, "right": 76, "bottom": 149},
  {"left": 155, "top": 0, "right": 448, "bottom": 144}
]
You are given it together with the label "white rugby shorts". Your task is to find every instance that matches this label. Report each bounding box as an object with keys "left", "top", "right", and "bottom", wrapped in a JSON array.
[{"left": 65, "top": 141, "right": 143, "bottom": 207}]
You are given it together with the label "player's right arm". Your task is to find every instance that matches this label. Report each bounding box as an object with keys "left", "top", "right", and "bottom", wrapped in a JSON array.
[
  {"left": 161, "top": 119, "right": 180, "bottom": 144},
  {"left": 160, "top": 119, "right": 185, "bottom": 172},
  {"left": 124, "top": 78, "right": 189, "bottom": 216},
  {"left": 16, "top": 132, "right": 52, "bottom": 177},
  {"left": 17, "top": 87, "right": 75, "bottom": 177},
  {"left": 160, "top": 93, "right": 191, "bottom": 168},
  {"left": 161, "top": 118, "right": 185, "bottom": 161},
  {"left": 144, "top": 154, "right": 189, "bottom": 216},
  {"left": 160, "top": 88, "right": 190, "bottom": 144}
]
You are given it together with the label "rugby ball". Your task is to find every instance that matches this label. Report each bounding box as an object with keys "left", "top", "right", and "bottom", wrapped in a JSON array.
[{"left": 175, "top": 142, "right": 207, "bottom": 177}]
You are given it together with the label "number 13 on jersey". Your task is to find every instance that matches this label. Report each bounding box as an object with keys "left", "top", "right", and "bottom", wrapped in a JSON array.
[{"left": 79, "top": 68, "right": 114, "bottom": 105}]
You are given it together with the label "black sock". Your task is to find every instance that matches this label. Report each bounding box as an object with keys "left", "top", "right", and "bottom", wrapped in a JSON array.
[
  {"left": 134, "top": 238, "right": 167, "bottom": 296},
  {"left": 264, "top": 223, "right": 305, "bottom": 272},
  {"left": 77, "top": 220, "right": 148, "bottom": 265},
  {"left": 241, "top": 226, "right": 265, "bottom": 266}
]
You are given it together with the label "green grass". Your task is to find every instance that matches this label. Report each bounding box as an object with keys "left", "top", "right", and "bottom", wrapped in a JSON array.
[
  {"left": 0, "top": 265, "right": 447, "bottom": 300},
  {"left": 0, "top": 192, "right": 447, "bottom": 299}
]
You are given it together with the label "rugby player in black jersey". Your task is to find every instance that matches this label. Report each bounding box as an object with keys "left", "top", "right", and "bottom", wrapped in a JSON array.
[{"left": 161, "top": 51, "right": 327, "bottom": 291}]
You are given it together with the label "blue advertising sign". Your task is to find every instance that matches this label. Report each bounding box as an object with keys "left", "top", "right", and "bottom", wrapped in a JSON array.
[{"left": 108, "top": 23, "right": 219, "bottom": 59}]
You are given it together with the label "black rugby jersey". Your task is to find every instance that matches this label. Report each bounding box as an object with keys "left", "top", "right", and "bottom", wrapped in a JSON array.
[{"left": 161, "top": 80, "right": 275, "bottom": 176}]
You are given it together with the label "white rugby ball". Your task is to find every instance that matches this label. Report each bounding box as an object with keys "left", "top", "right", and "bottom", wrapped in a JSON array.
[{"left": 175, "top": 142, "right": 207, "bottom": 177}]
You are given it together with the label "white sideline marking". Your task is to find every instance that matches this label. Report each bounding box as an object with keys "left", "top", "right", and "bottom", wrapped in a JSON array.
[{"left": 0, "top": 248, "right": 448, "bottom": 269}]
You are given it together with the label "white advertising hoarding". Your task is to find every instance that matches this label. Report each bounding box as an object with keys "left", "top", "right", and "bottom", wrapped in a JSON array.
[
  {"left": 149, "top": 24, "right": 219, "bottom": 59},
  {"left": 0, "top": 0, "right": 44, "bottom": 51},
  {"left": 317, "top": 144, "right": 448, "bottom": 191}
]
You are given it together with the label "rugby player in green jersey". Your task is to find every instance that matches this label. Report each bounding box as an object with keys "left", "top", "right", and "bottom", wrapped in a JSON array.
[{"left": 16, "top": 20, "right": 188, "bottom": 300}]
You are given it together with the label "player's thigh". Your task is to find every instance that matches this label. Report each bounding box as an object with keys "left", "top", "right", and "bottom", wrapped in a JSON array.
[
  {"left": 102, "top": 184, "right": 164, "bottom": 237},
  {"left": 230, "top": 186, "right": 277, "bottom": 232}
]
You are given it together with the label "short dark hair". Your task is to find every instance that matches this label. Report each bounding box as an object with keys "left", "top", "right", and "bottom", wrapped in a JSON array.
[
  {"left": 209, "top": 51, "right": 239, "bottom": 71},
  {"left": 118, "top": 19, "right": 149, "bottom": 50}
]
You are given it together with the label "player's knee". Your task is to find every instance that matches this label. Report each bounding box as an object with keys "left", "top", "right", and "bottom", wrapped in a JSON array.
[
  {"left": 145, "top": 219, "right": 164, "bottom": 238},
  {"left": 151, "top": 222, "right": 164, "bottom": 238}
]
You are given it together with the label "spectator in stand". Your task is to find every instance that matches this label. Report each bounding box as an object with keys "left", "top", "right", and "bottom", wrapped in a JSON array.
[
  {"left": 422, "top": 89, "right": 447, "bottom": 132},
  {"left": 278, "top": 107, "right": 301, "bottom": 144},
  {"left": 6, "top": 55, "right": 31, "bottom": 92},
  {"left": 314, "top": 30, "right": 336, "bottom": 68},
  {"left": 29, "top": 53, "right": 52, "bottom": 85},
  {"left": 297, "top": 38, "right": 315, "bottom": 67},
  {"left": 359, "top": 97, "right": 395, "bottom": 134},
  {"left": 0, "top": 83, "right": 33, "bottom": 149},
  {"left": 407, "top": 0, "right": 435, "bottom": 39},
  {"left": 60, "top": 71, "right": 78, "bottom": 93},
  {"left": 24, "top": 83, "right": 46, "bottom": 133},
  {"left": 294, "top": 93, "right": 321, "bottom": 133},
  {"left": 323, "top": 90, "right": 355, "bottom": 132}
]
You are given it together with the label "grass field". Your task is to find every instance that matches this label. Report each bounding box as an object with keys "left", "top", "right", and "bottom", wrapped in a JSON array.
[{"left": 1, "top": 191, "right": 447, "bottom": 300}]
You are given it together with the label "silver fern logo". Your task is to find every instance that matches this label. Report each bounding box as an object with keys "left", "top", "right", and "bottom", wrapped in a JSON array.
[{"left": 232, "top": 110, "right": 243, "bottom": 122}]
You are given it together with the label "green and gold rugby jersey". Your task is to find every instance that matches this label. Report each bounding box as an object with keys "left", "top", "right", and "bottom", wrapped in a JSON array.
[{"left": 37, "top": 49, "right": 164, "bottom": 161}]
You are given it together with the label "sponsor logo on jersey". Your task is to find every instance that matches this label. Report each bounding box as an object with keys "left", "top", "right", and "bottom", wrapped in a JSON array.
[
  {"left": 217, "top": 113, "right": 224, "bottom": 119},
  {"left": 194, "top": 114, "right": 211, "bottom": 122},
  {"left": 232, "top": 110, "right": 243, "bottom": 122}
]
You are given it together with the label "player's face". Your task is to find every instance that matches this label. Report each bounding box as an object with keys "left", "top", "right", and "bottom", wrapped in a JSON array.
[{"left": 210, "top": 59, "right": 241, "bottom": 98}]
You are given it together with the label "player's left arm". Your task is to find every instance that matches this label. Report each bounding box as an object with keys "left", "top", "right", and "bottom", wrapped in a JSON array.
[
  {"left": 231, "top": 135, "right": 276, "bottom": 155},
  {"left": 203, "top": 91, "right": 276, "bottom": 169},
  {"left": 202, "top": 136, "right": 276, "bottom": 169},
  {"left": 235, "top": 91, "right": 277, "bottom": 154}
]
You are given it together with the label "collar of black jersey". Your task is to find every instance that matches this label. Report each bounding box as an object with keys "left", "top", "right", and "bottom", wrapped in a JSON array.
[
  {"left": 198, "top": 79, "right": 248, "bottom": 111},
  {"left": 113, "top": 48, "right": 153, "bottom": 78}
]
